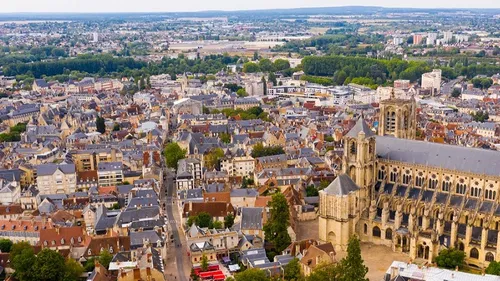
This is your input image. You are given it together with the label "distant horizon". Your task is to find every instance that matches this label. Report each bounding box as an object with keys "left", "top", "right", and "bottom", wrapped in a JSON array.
[
  {"left": 1, "top": 5, "right": 500, "bottom": 15},
  {"left": 1, "top": 1, "right": 500, "bottom": 14}
]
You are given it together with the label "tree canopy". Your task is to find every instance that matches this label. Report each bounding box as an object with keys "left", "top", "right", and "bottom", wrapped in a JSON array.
[
  {"left": 96, "top": 116, "right": 106, "bottom": 134},
  {"left": 187, "top": 212, "right": 223, "bottom": 229},
  {"left": 339, "top": 236, "right": 368, "bottom": 281},
  {"left": 243, "top": 62, "right": 261, "bottom": 73},
  {"left": 10, "top": 243, "right": 84, "bottom": 281},
  {"left": 263, "top": 193, "right": 291, "bottom": 253},
  {"left": 213, "top": 106, "right": 270, "bottom": 122},
  {"left": 234, "top": 268, "right": 269, "bottom": 281},
  {"left": 434, "top": 248, "right": 465, "bottom": 269},
  {"left": 251, "top": 143, "right": 285, "bottom": 158},
  {"left": 163, "top": 142, "right": 187, "bottom": 169},
  {"left": 204, "top": 148, "right": 224, "bottom": 170},
  {"left": 486, "top": 261, "right": 500, "bottom": 275},
  {"left": 471, "top": 110, "right": 489, "bottom": 122},
  {"left": 284, "top": 258, "right": 302, "bottom": 281},
  {"left": 224, "top": 214, "right": 235, "bottom": 228},
  {"left": 0, "top": 239, "right": 13, "bottom": 252}
]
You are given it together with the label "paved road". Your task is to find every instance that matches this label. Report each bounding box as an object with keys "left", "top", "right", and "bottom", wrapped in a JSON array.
[{"left": 165, "top": 169, "right": 189, "bottom": 281}]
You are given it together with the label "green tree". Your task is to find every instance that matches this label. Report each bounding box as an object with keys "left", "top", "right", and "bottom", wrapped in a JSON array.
[
  {"left": 10, "top": 242, "right": 36, "bottom": 281},
  {"left": 64, "top": 258, "right": 85, "bottom": 281},
  {"left": 235, "top": 268, "right": 269, "bottom": 281},
  {"left": 211, "top": 220, "right": 223, "bottom": 229},
  {"left": 241, "top": 177, "right": 254, "bottom": 189},
  {"left": 203, "top": 106, "right": 211, "bottom": 114},
  {"left": 273, "top": 59, "right": 291, "bottom": 71},
  {"left": 306, "top": 185, "right": 319, "bottom": 197},
  {"left": 163, "top": 142, "right": 187, "bottom": 169},
  {"left": 307, "top": 263, "right": 343, "bottom": 281},
  {"left": 243, "top": 62, "right": 261, "bottom": 73},
  {"left": 201, "top": 254, "right": 209, "bottom": 272},
  {"left": 268, "top": 72, "right": 277, "bottom": 86},
  {"left": 451, "top": 88, "right": 461, "bottom": 98},
  {"left": 224, "top": 213, "right": 235, "bottom": 228},
  {"left": 99, "top": 249, "right": 113, "bottom": 269},
  {"left": 259, "top": 59, "right": 273, "bottom": 72},
  {"left": 96, "top": 116, "right": 106, "bottom": 134},
  {"left": 84, "top": 257, "right": 96, "bottom": 272},
  {"left": 263, "top": 193, "right": 291, "bottom": 253},
  {"left": 319, "top": 180, "right": 331, "bottom": 190},
  {"left": 188, "top": 212, "right": 214, "bottom": 228},
  {"left": 339, "top": 236, "right": 368, "bottom": 281},
  {"left": 109, "top": 202, "right": 121, "bottom": 210},
  {"left": 236, "top": 88, "right": 248, "bottom": 97},
  {"left": 284, "top": 258, "right": 301, "bottom": 281},
  {"left": 32, "top": 248, "right": 65, "bottom": 281},
  {"left": 197, "top": 212, "right": 213, "bottom": 228},
  {"left": 204, "top": 148, "right": 224, "bottom": 170},
  {"left": 434, "top": 248, "right": 465, "bottom": 269},
  {"left": 0, "top": 239, "right": 13, "bottom": 252},
  {"left": 334, "top": 70, "right": 348, "bottom": 85},
  {"left": 191, "top": 268, "right": 200, "bottom": 281},
  {"left": 262, "top": 76, "right": 268, "bottom": 95},
  {"left": 10, "top": 123, "right": 27, "bottom": 133},
  {"left": 486, "top": 261, "right": 500, "bottom": 275},
  {"left": 219, "top": 133, "right": 231, "bottom": 144},
  {"left": 471, "top": 110, "right": 489, "bottom": 122},
  {"left": 253, "top": 52, "right": 260, "bottom": 61},
  {"left": 224, "top": 83, "right": 243, "bottom": 92},
  {"left": 251, "top": 143, "right": 285, "bottom": 158}
]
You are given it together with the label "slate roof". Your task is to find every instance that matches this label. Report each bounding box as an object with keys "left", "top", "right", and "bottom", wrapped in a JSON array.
[
  {"left": 117, "top": 206, "right": 160, "bottom": 225},
  {"left": 36, "top": 163, "right": 75, "bottom": 176},
  {"left": 129, "top": 218, "right": 165, "bottom": 231},
  {"left": 0, "top": 169, "right": 22, "bottom": 182},
  {"left": 346, "top": 117, "right": 375, "bottom": 138},
  {"left": 230, "top": 188, "right": 258, "bottom": 197},
  {"left": 322, "top": 174, "right": 359, "bottom": 196},
  {"left": 129, "top": 230, "right": 162, "bottom": 248},
  {"left": 240, "top": 207, "right": 263, "bottom": 230},
  {"left": 376, "top": 136, "right": 500, "bottom": 177}
]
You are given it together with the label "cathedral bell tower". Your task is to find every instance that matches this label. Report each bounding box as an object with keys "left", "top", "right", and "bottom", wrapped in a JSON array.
[
  {"left": 342, "top": 117, "right": 376, "bottom": 205},
  {"left": 378, "top": 89, "right": 417, "bottom": 140}
]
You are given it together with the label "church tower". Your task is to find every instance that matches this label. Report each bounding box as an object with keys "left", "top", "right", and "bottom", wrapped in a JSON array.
[
  {"left": 318, "top": 174, "right": 361, "bottom": 251},
  {"left": 378, "top": 90, "right": 417, "bottom": 139},
  {"left": 342, "top": 117, "right": 376, "bottom": 204}
]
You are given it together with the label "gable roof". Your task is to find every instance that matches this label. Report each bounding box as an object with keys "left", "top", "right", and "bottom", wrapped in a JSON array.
[
  {"left": 183, "top": 202, "right": 235, "bottom": 218},
  {"left": 345, "top": 117, "right": 375, "bottom": 138},
  {"left": 240, "top": 207, "right": 264, "bottom": 230},
  {"left": 36, "top": 163, "right": 75, "bottom": 176},
  {"left": 322, "top": 174, "right": 359, "bottom": 196}
]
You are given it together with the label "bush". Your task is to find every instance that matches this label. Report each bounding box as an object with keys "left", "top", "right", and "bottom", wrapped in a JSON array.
[{"left": 434, "top": 248, "right": 465, "bottom": 269}]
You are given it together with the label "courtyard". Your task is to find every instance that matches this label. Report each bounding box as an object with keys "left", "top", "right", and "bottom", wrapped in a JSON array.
[{"left": 296, "top": 219, "right": 410, "bottom": 281}]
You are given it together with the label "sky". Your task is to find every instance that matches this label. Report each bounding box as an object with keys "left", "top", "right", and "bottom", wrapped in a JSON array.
[{"left": 1, "top": 0, "right": 500, "bottom": 13}]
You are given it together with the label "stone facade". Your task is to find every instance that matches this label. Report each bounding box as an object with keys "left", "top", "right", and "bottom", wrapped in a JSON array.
[
  {"left": 378, "top": 92, "right": 417, "bottom": 140},
  {"left": 320, "top": 96, "right": 500, "bottom": 269}
]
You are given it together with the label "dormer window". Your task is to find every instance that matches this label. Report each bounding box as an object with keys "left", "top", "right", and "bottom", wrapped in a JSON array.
[
  {"left": 109, "top": 247, "right": 114, "bottom": 253},
  {"left": 88, "top": 249, "right": 92, "bottom": 255},
  {"left": 61, "top": 239, "right": 65, "bottom": 245}
]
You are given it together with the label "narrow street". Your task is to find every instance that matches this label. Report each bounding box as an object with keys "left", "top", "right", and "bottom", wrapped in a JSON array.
[{"left": 164, "top": 168, "right": 191, "bottom": 281}]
